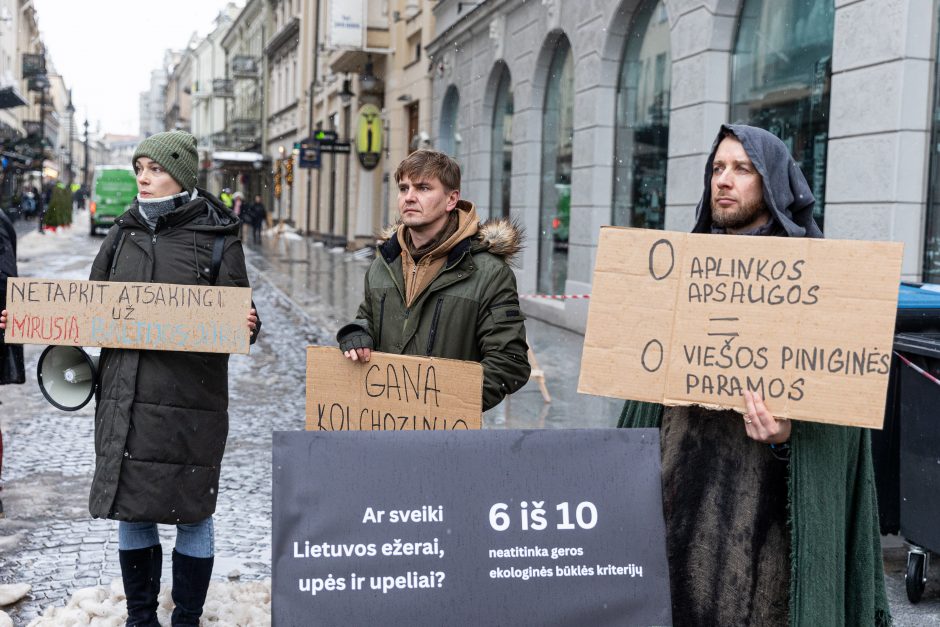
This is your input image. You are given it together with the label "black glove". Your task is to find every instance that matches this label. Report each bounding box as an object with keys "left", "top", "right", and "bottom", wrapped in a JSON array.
[{"left": 338, "top": 328, "right": 374, "bottom": 353}]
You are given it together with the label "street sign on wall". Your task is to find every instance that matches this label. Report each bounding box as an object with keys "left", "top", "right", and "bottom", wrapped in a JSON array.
[
  {"left": 317, "top": 142, "right": 351, "bottom": 154},
  {"left": 272, "top": 429, "right": 672, "bottom": 625},
  {"left": 313, "top": 130, "right": 338, "bottom": 143}
]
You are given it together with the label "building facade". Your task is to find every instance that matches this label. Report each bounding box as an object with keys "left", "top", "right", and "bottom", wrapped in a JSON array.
[
  {"left": 191, "top": 4, "right": 240, "bottom": 192},
  {"left": 304, "top": 0, "right": 434, "bottom": 246},
  {"left": 164, "top": 38, "right": 197, "bottom": 133},
  {"left": 427, "top": 0, "right": 932, "bottom": 332},
  {"left": 265, "top": 0, "right": 303, "bottom": 225},
  {"left": 218, "top": 0, "right": 268, "bottom": 203},
  {"left": 102, "top": 133, "right": 140, "bottom": 167},
  {"left": 381, "top": 0, "right": 435, "bottom": 231},
  {"left": 139, "top": 61, "right": 169, "bottom": 138}
]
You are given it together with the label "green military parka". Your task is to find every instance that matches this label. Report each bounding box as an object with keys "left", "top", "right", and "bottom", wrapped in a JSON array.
[{"left": 339, "top": 214, "right": 530, "bottom": 411}]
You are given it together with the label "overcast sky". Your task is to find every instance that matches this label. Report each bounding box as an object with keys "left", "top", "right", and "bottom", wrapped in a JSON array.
[{"left": 32, "top": 0, "right": 241, "bottom": 136}]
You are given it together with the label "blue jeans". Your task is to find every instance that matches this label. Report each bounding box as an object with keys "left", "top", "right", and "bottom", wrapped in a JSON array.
[{"left": 118, "top": 517, "right": 214, "bottom": 558}]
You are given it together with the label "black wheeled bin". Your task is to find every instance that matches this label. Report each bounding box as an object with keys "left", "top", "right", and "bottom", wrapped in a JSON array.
[{"left": 872, "top": 283, "right": 940, "bottom": 603}]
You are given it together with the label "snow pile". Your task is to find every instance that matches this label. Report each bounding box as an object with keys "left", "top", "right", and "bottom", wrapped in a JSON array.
[
  {"left": 263, "top": 223, "right": 303, "bottom": 241},
  {"left": 26, "top": 578, "right": 271, "bottom": 626},
  {"left": 0, "top": 583, "right": 31, "bottom": 627}
]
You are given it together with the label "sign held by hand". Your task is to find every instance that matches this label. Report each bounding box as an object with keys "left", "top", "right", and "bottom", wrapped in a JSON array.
[
  {"left": 578, "top": 227, "right": 903, "bottom": 429},
  {"left": 305, "top": 346, "right": 483, "bottom": 431},
  {"left": 5, "top": 278, "right": 252, "bottom": 354}
]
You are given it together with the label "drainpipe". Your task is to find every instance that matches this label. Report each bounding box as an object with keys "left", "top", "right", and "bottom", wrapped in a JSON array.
[{"left": 305, "top": 0, "right": 320, "bottom": 236}]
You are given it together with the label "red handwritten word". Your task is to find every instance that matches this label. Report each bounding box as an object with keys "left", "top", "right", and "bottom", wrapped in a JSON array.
[{"left": 9, "top": 314, "right": 80, "bottom": 343}]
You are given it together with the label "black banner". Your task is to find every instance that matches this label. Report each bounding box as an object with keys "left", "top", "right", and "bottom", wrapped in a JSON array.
[{"left": 272, "top": 429, "right": 672, "bottom": 626}]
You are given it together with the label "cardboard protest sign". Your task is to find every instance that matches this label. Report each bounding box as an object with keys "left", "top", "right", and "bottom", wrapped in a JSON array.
[
  {"left": 578, "top": 227, "right": 903, "bottom": 429},
  {"left": 5, "top": 278, "right": 252, "bottom": 354},
  {"left": 305, "top": 346, "right": 483, "bottom": 430},
  {"left": 272, "top": 429, "right": 672, "bottom": 625}
]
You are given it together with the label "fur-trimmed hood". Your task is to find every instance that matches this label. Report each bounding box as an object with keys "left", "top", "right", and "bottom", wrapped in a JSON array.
[{"left": 378, "top": 200, "right": 523, "bottom": 263}]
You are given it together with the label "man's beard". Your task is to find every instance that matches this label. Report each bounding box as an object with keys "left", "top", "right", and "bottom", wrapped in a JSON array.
[{"left": 711, "top": 195, "right": 766, "bottom": 231}]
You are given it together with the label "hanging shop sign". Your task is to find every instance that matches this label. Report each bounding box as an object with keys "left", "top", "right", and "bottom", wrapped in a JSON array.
[
  {"left": 328, "top": 0, "right": 365, "bottom": 49},
  {"left": 356, "top": 104, "right": 382, "bottom": 170}
]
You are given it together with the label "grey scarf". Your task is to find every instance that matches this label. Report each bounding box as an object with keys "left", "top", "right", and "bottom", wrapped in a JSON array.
[{"left": 137, "top": 191, "right": 192, "bottom": 230}]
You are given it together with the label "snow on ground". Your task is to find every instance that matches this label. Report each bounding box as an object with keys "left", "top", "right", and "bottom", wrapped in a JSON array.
[{"left": 6, "top": 578, "right": 271, "bottom": 626}]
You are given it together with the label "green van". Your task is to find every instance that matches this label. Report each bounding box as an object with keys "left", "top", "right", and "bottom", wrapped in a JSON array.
[{"left": 90, "top": 166, "right": 137, "bottom": 235}]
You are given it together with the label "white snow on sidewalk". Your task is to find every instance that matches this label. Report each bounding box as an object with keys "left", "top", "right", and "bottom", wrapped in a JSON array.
[{"left": 23, "top": 578, "right": 270, "bottom": 626}]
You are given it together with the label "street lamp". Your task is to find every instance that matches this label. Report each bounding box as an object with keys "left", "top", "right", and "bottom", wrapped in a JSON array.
[
  {"left": 82, "top": 119, "right": 89, "bottom": 190},
  {"left": 31, "top": 73, "right": 50, "bottom": 158},
  {"left": 338, "top": 77, "right": 354, "bottom": 105},
  {"left": 65, "top": 90, "right": 75, "bottom": 185},
  {"left": 359, "top": 56, "right": 379, "bottom": 94}
]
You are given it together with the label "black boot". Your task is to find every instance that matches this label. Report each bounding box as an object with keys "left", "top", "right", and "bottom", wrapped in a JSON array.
[
  {"left": 171, "top": 549, "right": 214, "bottom": 626},
  {"left": 119, "top": 544, "right": 162, "bottom": 627}
]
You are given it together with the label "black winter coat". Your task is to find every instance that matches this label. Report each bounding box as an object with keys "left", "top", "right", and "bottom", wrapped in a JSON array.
[
  {"left": 0, "top": 210, "right": 24, "bottom": 384},
  {"left": 87, "top": 190, "right": 258, "bottom": 524}
]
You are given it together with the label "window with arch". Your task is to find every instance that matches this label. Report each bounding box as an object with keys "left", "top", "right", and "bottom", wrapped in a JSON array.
[
  {"left": 539, "top": 35, "right": 573, "bottom": 296},
  {"left": 612, "top": 0, "right": 670, "bottom": 229},
  {"left": 731, "top": 0, "right": 834, "bottom": 228},
  {"left": 439, "top": 85, "right": 460, "bottom": 157},
  {"left": 490, "top": 64, "right": 513, "bottom": 219}
]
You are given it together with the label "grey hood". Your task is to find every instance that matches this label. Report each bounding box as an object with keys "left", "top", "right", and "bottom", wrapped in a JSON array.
[{"left": 692, "top": 124, "right": 823, "bottom": 239}]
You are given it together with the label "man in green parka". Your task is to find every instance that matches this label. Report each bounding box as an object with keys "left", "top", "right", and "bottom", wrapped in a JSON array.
[
  {"left": 337, "top": 149, "right": 530, "bottom": 411},
  {"left": 619, "top": 124, "right": 891, "bottom": 626}
]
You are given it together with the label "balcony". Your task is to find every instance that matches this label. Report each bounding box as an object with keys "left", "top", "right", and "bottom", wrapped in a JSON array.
[
  {"left": 210, "top": 131, "right": 231, "bottom": 149},
  {"left": 212, "top": 79, "right": 234, "bottom": 98},
  {"left": 232, "top": 55, "right": 259, "bottom": 79},
  {"left": 329, "top": 29, "right": 391, "bottom": 75},
  {"left": 231, "top": 118, "right": 258, "bottom": 137}
]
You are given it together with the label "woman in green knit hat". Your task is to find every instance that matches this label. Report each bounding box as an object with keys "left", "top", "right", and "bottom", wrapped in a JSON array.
[{"left": 90, "top": 130, "right": 259, "bottom": 626}]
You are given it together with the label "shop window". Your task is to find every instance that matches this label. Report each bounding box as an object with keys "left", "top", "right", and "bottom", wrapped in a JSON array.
[
  {"left": 538, "top": 35, "right": 573, "bottom": 296},
  {"left": 439, "top": 85, "right": 460, "bottom": 157},
  {"left": 612, "top": 0, "right": 670, "bottom": 229},
  {"left": 489, "top": 63, "right": 513, "bottom": 219},
  {"left": 731, "top": 0, "right": 834, "bottom": 228}
]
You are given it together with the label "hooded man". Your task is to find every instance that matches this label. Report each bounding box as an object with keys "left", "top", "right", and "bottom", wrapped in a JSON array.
[
  {"left": 619, "top": 125, "right": 890, "bottom": 626},
  {"left": 337, "top": 149, "right": 530, "bottom": 412}
]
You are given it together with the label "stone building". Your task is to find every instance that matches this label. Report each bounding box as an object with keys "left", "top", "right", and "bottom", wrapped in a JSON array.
[
  {"left": 302, "top": 0, "right": 434, "bottom": 247},
  {"left": 218, "top": 0, "right": 268, "bottom": 201},
  {"left": 264, "top": 0, "right": 304, "bottom": 225},
  {"left": 427, "top": 0, "right": 930, "bottom": 332},
  {"left": 191, "top": 4, "right": 240, "bottom": 192},
  {"left": 164, "top": 38, "right": 197, "bottom": 133}
]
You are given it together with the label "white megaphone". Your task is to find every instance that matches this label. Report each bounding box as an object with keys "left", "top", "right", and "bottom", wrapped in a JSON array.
[{"left": 37, "top": 345, "right": 100, "bottom": 411}]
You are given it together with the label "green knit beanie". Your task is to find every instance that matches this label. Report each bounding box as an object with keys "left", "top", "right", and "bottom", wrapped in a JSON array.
[{"left": 132, "top": 131, "right": 199, "bottom": 193}]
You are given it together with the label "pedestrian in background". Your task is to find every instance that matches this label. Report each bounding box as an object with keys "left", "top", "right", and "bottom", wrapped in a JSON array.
[
  {"left": 231, "top": 191, "right": 245, "bottom": 240},
  {"left": 246, "top": 194, "right": 266, "bottom": 245},
  {"left": 618, "top": 124, "right": 890, "bottom": 625},
  {"left": 0, "top": 208, "right": 25, "bottom": 519},
  {"left": 231, "top": 191, "right": 243, "bottom": 217},
  {"left": 36, "top": 182, "right": 51, "bottom": 233},
  {"left": 337, "top": 149, "right": 530, "bottom": 411},
  {"left": 2, "top": 131, "right": 262, "bottom": 626}
]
